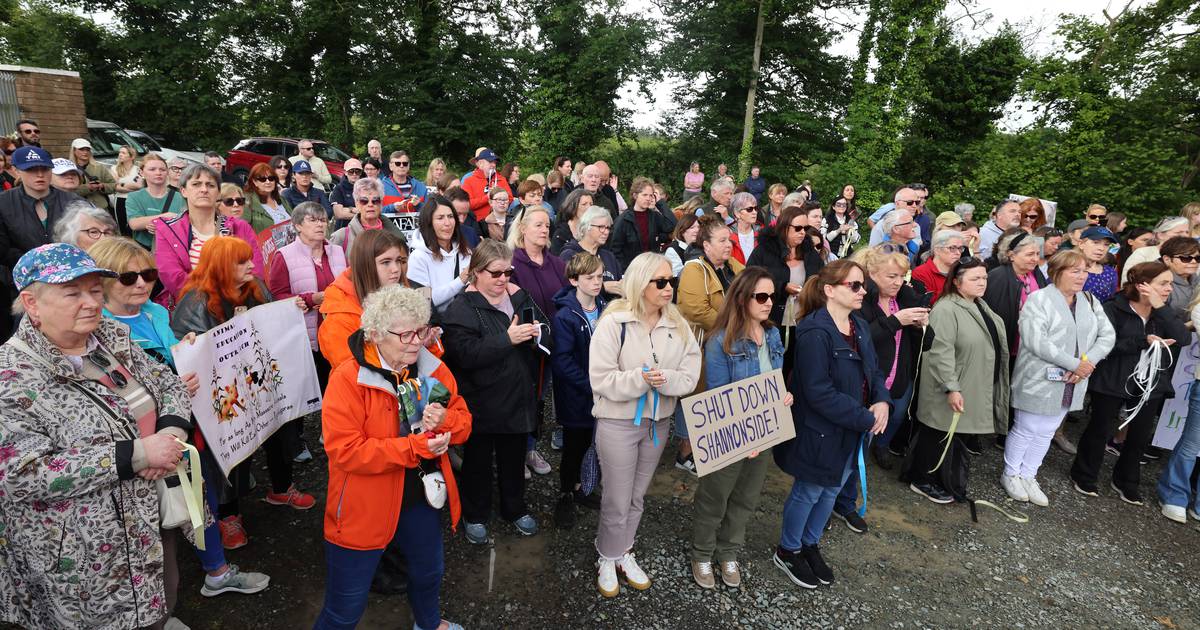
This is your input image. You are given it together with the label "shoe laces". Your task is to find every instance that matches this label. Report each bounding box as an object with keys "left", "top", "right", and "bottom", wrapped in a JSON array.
[
  {"left": 619, "top": 552, "right": 643, "bottom": 573},
  {"left": 695, "top": 561, "right": 713, "bottom": 576},
  {"left": 721, "top": 560, "right": 739, "bottom": 574}
]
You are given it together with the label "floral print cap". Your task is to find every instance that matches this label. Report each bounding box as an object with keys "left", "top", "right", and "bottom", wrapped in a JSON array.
[{"left": 12, "top": 242, "right": 117, "bottom": 291}]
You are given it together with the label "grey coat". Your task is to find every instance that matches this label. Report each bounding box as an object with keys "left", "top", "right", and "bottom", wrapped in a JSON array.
[
  {"left": 1011, "top": 287, "right": 1116, "bottom": 415},
  {"left": 917, "top": 294, "right": 1011, "bottom": 434}
]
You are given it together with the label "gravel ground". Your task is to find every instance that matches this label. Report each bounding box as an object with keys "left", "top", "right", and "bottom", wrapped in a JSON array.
[{"left": 154, "top": 413, "right": 1200, "bottom": 629}]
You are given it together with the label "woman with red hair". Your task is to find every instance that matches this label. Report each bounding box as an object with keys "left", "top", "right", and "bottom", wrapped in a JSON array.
[
  {"left": 170, "top": 236, "right": 317, "bottom": 549},
  {"left": 1019, "top": 198, "right": 1047, "bottom": 233},
  {"left": 244, "top": 161, "right": 294, "bottom": 233}
]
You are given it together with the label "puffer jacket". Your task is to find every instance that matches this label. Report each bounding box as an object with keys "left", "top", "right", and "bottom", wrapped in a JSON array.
[
  {"left": 0, "top": 318, "right": 192, "bottom": 630},
  {"left": 1087, "top": 294, "right": 1189, "bottom": 400},
  {"left": 745, "top": 227, "right": 824, "bottom": 324}
]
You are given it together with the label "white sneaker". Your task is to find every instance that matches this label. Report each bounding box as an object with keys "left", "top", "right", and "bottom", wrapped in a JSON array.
[
  {"left": 597, "top": 559, "right": 619, "bottom": 597},
  {"left": 526, "top": 449, "right": 551, "bottom": 475},
  {"left": 1161, "top": 503, "right": 1187, "bottom": 524},
  {"left": 617, "top": 552, "right": 651, "bottom": 590},
  {"left": 524, "top": 465, "right": 531, "bottom": 480},
  {"left": 1001, "top": 474, "right": 1029, "bottom": 502},
  {"left": 1190, "top": 508, "right": 1200, "bottom": 521},
  {"left": 1021, "top": 477, "right": 1049, "bottom": 507},
  {"left": 164, "top": 618, "right": 191, "bottom": 630}
]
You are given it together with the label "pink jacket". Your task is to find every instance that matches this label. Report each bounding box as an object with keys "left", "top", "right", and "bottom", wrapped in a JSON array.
[{"left": 154, "top": 211, "right": 265, "bottom": 300}]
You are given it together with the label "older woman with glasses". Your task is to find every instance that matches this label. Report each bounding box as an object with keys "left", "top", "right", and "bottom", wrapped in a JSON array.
[
  {"left": 52, "top": 200, "right": 118, "bottom": 251},
  {"left": 561, "top": 205, "right": 624, "bottom": 297},
  {"left": 330, "top": 177, "right": 406, "bottom": 257},
  {"left": 910, "top": 230, "right": 965, "bottom": 304}
]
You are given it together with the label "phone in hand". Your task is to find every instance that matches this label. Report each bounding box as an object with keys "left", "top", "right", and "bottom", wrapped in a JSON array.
[
  {"left": 1046, "top": 367, "right": 1067, "bottom": 382},
  {"left": 519, "top": 306, "right": 536, "bottom": 326},
  {"left": 917, "top": 291, "right": 935, "bottom": 308}
]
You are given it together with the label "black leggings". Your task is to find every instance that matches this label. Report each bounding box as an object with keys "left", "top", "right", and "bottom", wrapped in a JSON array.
[
  {"left": 218, "top": 428, "right": 296, "bottom": 517},
  {"left": 1071, "top": 392, "right": 1161, "bottom": 490},
  {"left": 559, "top": 427, "right": 593, "bottom": 493}
]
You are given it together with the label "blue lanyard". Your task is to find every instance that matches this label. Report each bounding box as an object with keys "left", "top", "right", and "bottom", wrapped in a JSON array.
[
  {"left": 634, "top": 367, "right": 661, "bottom": 446},
  {"left": 857, "top": 433, "right": 868, "bottom": 517}
]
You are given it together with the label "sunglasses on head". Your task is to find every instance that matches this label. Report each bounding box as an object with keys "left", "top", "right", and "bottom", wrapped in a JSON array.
[
  {"left": 838, "top": 281, "right": 866, "bottom": 293},
  {"left": 651, "top": 277, "right": 679, "bottom": 290},
  {"left": 116, "top": 269, "right": 159, "bottom": 286},
  {"left": 254, "top": 175, "right": 278, "bottom": 183},
  {"left": 952, "top": 256, "right": 983, "bottom": 277},
  {"left": 751, "top": 292, "right": 772, "bottom": 304},
  {"left": 221, "top": 197, "right": 246, "bottom": 207},
  {"left": 481, "top": 267, "right": 515, "bottom": 279}
]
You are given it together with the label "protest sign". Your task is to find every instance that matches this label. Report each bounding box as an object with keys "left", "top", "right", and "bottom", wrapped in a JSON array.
[
  {"left": 383, "top": 209, "right": 421, "bottom": 244},
  {"left": 681, "top": 369, "right": 794, "bottom": 476},
  {"left": 1153, "top": 334, "right": 1199, "bottom": 449},
  {"left": 258, "top": 222, "right": 296, "bottom": 261},
  {"left": 172, "top": 300, "right": 322, "bottom": 475}
]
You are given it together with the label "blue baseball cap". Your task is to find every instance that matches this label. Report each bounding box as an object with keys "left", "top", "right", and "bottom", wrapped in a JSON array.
[
  {"left": 292, "top": 160, "right": 313, "bottom": 174},
  {"left": 1080, "top": 226, "right": 1118, "bottom": 243},
  {"left": 12, "top": 243, "right": 117, "bottom": 292},
  {"left": 11, "top": 146, "right": 53, "bottom": 171},
  {"left": 471, "top": 148, "right": 498, "bottom": 164}
]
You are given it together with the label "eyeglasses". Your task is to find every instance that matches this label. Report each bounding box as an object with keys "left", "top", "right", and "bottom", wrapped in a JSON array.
[
  {"left": 116, "top": 269, "right": 159, "bottom": 286},
  {"left": 491, "top": 197, "right": 509, "bottom": 203},
  {"left": 346, "top": 169, "right": 364, "bottom": 176},
  {"left": 388, "top": 325, "right": 432, "bottom": 344},
  {"left": 938, "top": 245, "right": 966, "bottom": 253},
  {"left": 80, "top": 227, "right": 115, "bottom": 240},
  {"left": 356, "top": 197, "right": 381, "bottom": 205},
  {"left": 651, "top": 277, "right": 679, "bottom": 290},
  {"left": 87, "top": 352, "right": 128, "bottom": 388},
  {"left": 304, "top": 215, "right": 329, "bottom": 224},
  {"left": 481, "top": 267, "right": 515, "bottom": 279},
  {"left": 221, "top": 197, "right": 247, "bottom": 207},
  {"left": 591, "top": 224, "right": 613, "bottom": 232},
  {"left": 1171, "top": 255, "right": 1200, "bottom": 263},
  {"left": 393, "top": 161, "right": 409, "bottom": 166},
  {"left": 169, "top": 166, "right": 185, "bottom": 173},
  {"left": 833, "top": 202, "right": 847, "bottom": 208},
  {"left": 254, "top": 175, "right": 278, "bottom": 183},
  {"left": 838, "top": 281, "right": 867, "bottom": 293},
  {"left": 895, "top": 221, "right": 914, "bottom": 227},
  {"left": 751, "top": 292, "right": 772, "bottom": 304},
  {"left": 1087, "top": 214, "right": 1106, "bottom": 221}
]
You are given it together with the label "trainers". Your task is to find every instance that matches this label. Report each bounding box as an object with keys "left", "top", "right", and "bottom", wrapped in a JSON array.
[
  {"left": 1189, "top": 508, "right": 1200, "bottom": 521},
  {"left": 1105, "top": 439, "right": 1123, "bottom": 456},
  {"left": 200, "top": 564, "right": 270, "bottom": 597},
  {"left": 1143, "top": 447, "right": 1163, "bottom": 461},
  {"left": 887, "top": 443, "right": 907, "bottom": 458},
  {"left": 524, "top": 465, "right": 532, "bottom": 480},
  {"left": 720, "top": 560, "right": 741, "bottom": 588},
  {"left": 800, "top": 545, "right": 834, "bottom": 585},
  {"left": 218, "top": 515, "right": 248, "bottom": 550},
  {"left": 992, "top": 435, "right": 1006, "bottom": 451},
  {"left": 597, "top": 559, "right": 619, "bottom": 597},
  {"left": 464, "top": 521, "right": 488, "bottom": 545},
  {"left": 1001, "top": 474, "right": 1029, "bottom": 502},
  {"left": 526, "top": 450, "right": 551, "bottom": 475},
  {"left": 572, "top": 489, "right": 602, "bottom": 510},
  {"left": 910, "top": 482, "right": 954, "bottom": 504},
  {"left": 554, "top": 494, "right": 575, "bottom": 529},
  {"left": 1161, "top": 503, "right": 1187, "bottom": 524},
  {"left": 293, "top": 441, "right": 313, "bottom": 463},
  {"left": 425, "top": 621, "right": 464, "bottom": 630},
  {"left": 1110, "top": 481, "right": 1144, "bottom": 506},
  {"left": 617, "top": 552, "right": 650, "bottom": 590},
  {"left": 551, "top": 427, "right": 564, "bottom": 451},
  {"left": 836, "top": 510, "right": 868, "bottom": 534},
  {"left": 1051, "top": 432, "right": 1077, "bottom": 455},
  {"left": 691, "top": 560, "right": 716, "bottom": 589},
  {"left": 1022, "top": 477, "right": 1049, "bottom": 507},
  {"left": 773, "top": 548, "right": 818, "bottom": 589},
  {"left": 962, "top": 435, "right": 983, "bottom": 456},
  {"left": 513, "top": 514, "right": 539, "bottom": 536},
  {"left": 1072, "top": 479, "right": 1099, "bottom": 497},
  {"left": 675, "top": 452, "right": 698, "bottom": 476},
  {"left": 263, "top": 485, "right": 315, "bottom": 510}
]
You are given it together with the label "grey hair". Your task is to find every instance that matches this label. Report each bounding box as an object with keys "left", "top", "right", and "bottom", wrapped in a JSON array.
[
  {"left": 931, "top": 229, "right": 965, "bottom": 250},
  {"left": 996, "top": 230, "right": 1041, "bottom": 264},
  {"left": 576, "top": 205, "right": 613, "bottom": 239},
  {"left": 954, "top": 202, "right": 975, "bottom": 218},
  {"left": 179, "top": 163, "right": 220, "bottom": 189},
  {"left": 782, "top": 192, "right": 807, "bottom": 208},
  {"left": 360, "top": 285, "right": 431, "bottom": 343},
  {"left": 710, "top": 178, "right": 736, "bottom": 195},
  {"left": 291, "top": 201, "right": 328, "bottom": 227},
  {"left": 880, "top": 209, "right": 911, "bottom": 236},
  {"left": 353, "top": 176, "right": 384, "bottom": 198},
  {"left": 53, "top": 201, "right": 118, "bottom": 246},
  {"left": 1154, "top": 216, "right": 1187, "bottom": 234},
  {"left": 730, "top": 192, "right": 757, "bottom": 212}
]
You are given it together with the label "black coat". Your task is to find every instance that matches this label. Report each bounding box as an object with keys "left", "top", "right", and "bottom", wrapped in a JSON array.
[
  {"left": 440, "top": 289, "right": 552, "bottom": 434},
  {"left": 1088, "top": 294, "right": 1189, "bottom": 400},
  {"left": 0, "top": 187, "right": 85, "bottom": 283},
  {"left": 610, "top": 207, "right": 673, "bottom": 272},
  {"left": 745, "top": 226, "right": 824, "bottom": 325},
  {"left": 983, "top": 264, "right": 1048, "bottom": 356},
  {"left": 854, "top": 280, "right": 929, "bottom": 398}
]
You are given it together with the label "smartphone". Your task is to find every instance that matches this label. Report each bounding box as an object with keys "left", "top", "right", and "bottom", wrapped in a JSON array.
[
  {"left": 519, "top": 306, "right": 536, "bottom": 326},
  {"left": 1046, "top": 367, "right": 1067, "bottom": 382},
  {"left": 918, "top": 291, "right": 934, "bottom": 308}
]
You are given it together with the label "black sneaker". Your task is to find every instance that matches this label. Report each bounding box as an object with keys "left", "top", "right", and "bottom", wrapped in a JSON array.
[
  {"left": 800, "top": 545, "right": 834, "bottom": 585},
  {"left": 1110, "top": 481, "right": 1144, "bottom": 506},
  {"left": 992, "top": 434, "right": 1006, "bottom": 451},
  {"left": 837, "top": 510, "right": 869, "bottom": 534},
  {"left": 773, "top": 548, "right": 818, "bottom": 589},
  {"left": 554, "top": 493, "right": 576, "bottom": 528},
  {"left": 910, "top": 482, "right": 955, "bottom": 504},
  {"left": 675, "top": 452, "right": 697, "bottom": 476},
  {"left": 870, "top": 445, "right": 893, "bottom": 471},
  {"left": 1072, "top": 478, "right": 1099, "bottom": 497},
  {"left": 1143, "top": 447, "right": 1163, "bottom": 461},
  {"left": 1105, "top": 439, "right": 1122, "bottom": 457},
  {"left": 962, "top": 435, "right": 983, "bottom": 456},
  {"left": 573, "top": 489, "right": 602, "bottom": 510},
  {"left": 887, "top": 443, "right": 907, "bottom": 458}
]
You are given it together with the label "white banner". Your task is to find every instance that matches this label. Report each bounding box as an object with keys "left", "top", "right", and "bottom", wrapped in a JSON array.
[
  {"left": 172, "top": 300, "right": 323, "bottom": 476},
  {"left": 1153, "top": 334, "right": 1198, "bottom": 450}
]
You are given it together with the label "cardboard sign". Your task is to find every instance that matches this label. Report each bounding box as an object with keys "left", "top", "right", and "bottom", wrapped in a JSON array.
[
  {"left": 681, "top": 369, "right": 795, "bottom": 476},
  {"left": 383, "top": 210, "right": 421, "bottom": 245},
  {"left": 1153, "top": 334, "right": 1199, "bottom": 449},
  {"left": 171, "top": 300, "right": 322, "bottom": 475}
]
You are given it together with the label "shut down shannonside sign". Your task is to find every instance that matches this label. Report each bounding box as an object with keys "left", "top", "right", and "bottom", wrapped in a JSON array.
[{"left": 682, "top": 369, "right": 794, "bottom": 476}]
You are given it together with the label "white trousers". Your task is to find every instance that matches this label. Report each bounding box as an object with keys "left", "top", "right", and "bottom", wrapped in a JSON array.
[{"left": 1003, "top": 409, "right": 1067, "bottom": 478}]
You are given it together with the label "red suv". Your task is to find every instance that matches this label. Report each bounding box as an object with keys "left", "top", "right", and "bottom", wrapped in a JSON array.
[{"left": 224, "top": 137, "right": 353, "bottom": 184}]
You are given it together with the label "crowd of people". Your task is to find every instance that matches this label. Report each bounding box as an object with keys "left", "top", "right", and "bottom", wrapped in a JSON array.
[{"left": 2, "top": 119, "right": 1200, "bottom": 629}]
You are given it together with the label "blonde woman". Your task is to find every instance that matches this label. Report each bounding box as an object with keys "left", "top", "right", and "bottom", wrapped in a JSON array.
[
  {"left": 1180, "top": 202, "right": 1200, "bottom": 239},
  {"left": 426, "top": 158, "right": 447, "bottom": 194},
  {"left": 217, "top": 183, "right": 247, "bottom": 219},
  {"left": 590, "top": 252, "right": 701, "bottom": 597},
  {"left": 111, "top": 145, "right": 143, "bottom": 196}
]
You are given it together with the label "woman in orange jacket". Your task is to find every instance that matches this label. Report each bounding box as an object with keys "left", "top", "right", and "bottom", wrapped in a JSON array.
[{"left": 315, "top": 285, "right": 471, "bottom": 630}]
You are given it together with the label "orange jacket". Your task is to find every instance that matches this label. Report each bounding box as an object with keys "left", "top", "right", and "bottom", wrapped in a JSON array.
[
  {"left": 322, "top": 339, "right": 472, "bottom": 550},
  {"left": 461, "top": 168, "right": 514, "bottom": 223},
  {"left": 318, "top": 270, "right": 360, "bottom": 369}
]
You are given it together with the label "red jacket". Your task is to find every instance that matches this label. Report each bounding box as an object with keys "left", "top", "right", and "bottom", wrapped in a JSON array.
[
  {"left": 729, "top": 226, "right": 760, "bottom": 265},
  {"left": 322, "top": 338, "right": 472, "bottom": 550},
  {"left": 910, "top": 259, "right": 948, "bottom": 303},
  {"left": 461, "top": 169, "right": 513, "bottom": 223}
]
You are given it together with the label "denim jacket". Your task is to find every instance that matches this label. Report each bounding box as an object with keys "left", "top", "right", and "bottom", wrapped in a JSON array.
[{"left": 704, "top": 327, "right": 785, "bottom": 389}]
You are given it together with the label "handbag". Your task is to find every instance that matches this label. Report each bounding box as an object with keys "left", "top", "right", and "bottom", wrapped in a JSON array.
[{"left": 417, "top": 467, "right": 447, "bottom": 509}]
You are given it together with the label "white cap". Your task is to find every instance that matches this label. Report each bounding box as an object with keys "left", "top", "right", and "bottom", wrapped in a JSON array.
[
  {"left": 70, "top": 138, "right": 93, "bottom": 150},
  {"left": 51, "top": 158, "right": 81, "bottom": 176}
]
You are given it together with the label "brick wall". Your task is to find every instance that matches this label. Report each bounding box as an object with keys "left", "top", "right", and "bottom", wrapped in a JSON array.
[{"left": 11, "top": 68, "right": 86, "bottom": 160}]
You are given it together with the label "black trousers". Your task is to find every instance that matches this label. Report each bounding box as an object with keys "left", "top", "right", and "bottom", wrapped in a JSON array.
[
  {"left": 1071, "top": 392, "right": 1161, "bottom": 490},
  {"left": 559, "top": 427, "right": 593, "bottom": 493},
  {"left": 461, "top": 432, "right": 528, "bottom": 523},
  {"left": 906, "top": 424, "right": 970, "bottom": 492}
]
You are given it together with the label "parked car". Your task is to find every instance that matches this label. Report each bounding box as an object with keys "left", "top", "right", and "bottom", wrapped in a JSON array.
[
  {"left": 224, "top": 137, "right": 351, "bottom": 184},
  {"left": 86, "top": 119, "right": 148, "bottom": 166},
  {"left": 124, "top": 129, "right": 205, "bottom": 166}
]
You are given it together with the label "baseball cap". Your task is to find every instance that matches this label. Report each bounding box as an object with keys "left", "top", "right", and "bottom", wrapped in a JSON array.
[
  {"left": 11, "top": 146, "right": 53, "bottom": 171},
  {"left": 70, "top": 138, "right": 93, "bottom": 151},
  {"left": 1080, "top": 226, "right": 1118, "bottom": 243},
  {"left": 1067, "top": 219, "right": 1090, "bottom": 234},
  {"left": 51, "top": 158, "right": 81, "bottom": 176},
  {"left": 292, "top": 160, "right": 313, "bottom": 174},
  {"left": 936, "top": 211, "right": 965, "bottom": 227},
  {"left": 470, "top": 148, "right": 498, "bottom": 165},
  {"left": 13, "top": 243, "right": 117, "bottom": 292},
  {"left": 342, "top": 158, "right": 363, "bottom": 172}
]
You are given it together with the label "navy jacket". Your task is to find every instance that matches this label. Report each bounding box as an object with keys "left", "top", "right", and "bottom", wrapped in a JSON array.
[
  {"left": 775, "top": 308, "right": 891, "bottom": 486},
  {"left": 550, "top": 287, "right": 607, "bottom": 429},
  {"left": 282, "top": 184, "right": 333, "bottom": 218}
]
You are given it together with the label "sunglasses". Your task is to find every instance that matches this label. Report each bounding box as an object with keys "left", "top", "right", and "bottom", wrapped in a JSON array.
[
  {"left": 299, "top": 146, "right": 314, "bottom": 151},
  {"left": 116, "top": 269, "right": 159, "bottom": 286},
  {"left": 481, "top": 267, "right": 515, "bottom": 279},
  {"left": 221, "top": 197, "right": 247, "bottom": 207},
  {"left": 838, "top": 281, "right": 867, "bottom": 293},
  {"left": 1171, "top": 255, "right": 1200, "bottom": 263},
  {"left": 549, "top": 187, "right": 561, "bottom": 193},
  {"left": 739, "top": 205, "right": 759, "bottom": 213},
  {"left": 388, "top": 325, "right": 432, "bottom": 344},
  {"left": 254, "top": 175, "right": 278, "bottom": 183},
  {"left": 87, "top": 352, "right": 128, "bottom": 388},
  {"left": 346, "top": 169, "right": 364, "bottom": 176},
  {"left": 751, "top": 292, "right": 772, "bottom": 304},
  {"left": 393, "top": 161, "right": 410, "bottom": 166},
  {"left": 790, "top": 223, "right": 807, "bottom": 232},
  {"left": 899, "top": 200, "right": 920, "bottom": 206},
  {"left": 878, "top": 243, "right": 907, "bottom": 255},
  {"left": 20, "top": 128, "right": 40, "bottom": 134},
  {"left": 1087, "top": 214, "right": 1106, "bottom": 221},
  {"left": 356, "top": 197, "right": 381, "bottom": 205},
  {"left": 651, "top": 277, "right": 679, "bottom": 290},
  {"left": 952, "top": 256, "right": 983, "bottom": 276},
  {"left": 1024, "top": 214, "right": 1039, "bottom": 220}
]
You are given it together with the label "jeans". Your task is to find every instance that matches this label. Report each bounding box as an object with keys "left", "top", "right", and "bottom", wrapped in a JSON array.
[
  {"left": 780, "top": 454, "right": 854, "bottom": 551},
  {"left": 313, "top": 501, "right": 444, "bottom": 630},
  {"left": 1158, "top": 383, "right": 1200, "bottom": 511},
  {"left": 835, "top": 387, "right": 910, "bottom": 515},
  {"left": 876, "top": 385, "right": 914, "bottom": 450}
]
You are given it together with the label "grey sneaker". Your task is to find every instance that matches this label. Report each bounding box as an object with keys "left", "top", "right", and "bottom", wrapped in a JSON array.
[
  {"left": 293, "top": 443, "right": 313, "bottom": 464},
  {"left": 464, "top": 521, "right": 489, "bottom": 545},
  {"left": 200, "top": 564, "right": 271, "bottom": 597},
  {"left": 513, "top": 514, "right": 538, "bottom": 536}
]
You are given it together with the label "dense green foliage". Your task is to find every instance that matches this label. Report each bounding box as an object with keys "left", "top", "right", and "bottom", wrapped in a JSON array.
[{"left": 0, "top": 0, "right": 1195, "bottom": 226}]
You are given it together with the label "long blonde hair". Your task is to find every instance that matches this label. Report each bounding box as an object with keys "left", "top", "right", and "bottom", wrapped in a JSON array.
[
  {"left": 602, "top": 252, "right": 692, "bottom": 334},
  {"left": 1180, "top": 202, "right": 1200, "bottom": 238},
  {"left": 506, "top": 204, "right": 552, "bottom": 250}
]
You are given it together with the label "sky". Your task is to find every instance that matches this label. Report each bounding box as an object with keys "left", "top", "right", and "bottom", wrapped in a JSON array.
[{"left": 623, "top": 0, "right": 1157, "bottom": 129}]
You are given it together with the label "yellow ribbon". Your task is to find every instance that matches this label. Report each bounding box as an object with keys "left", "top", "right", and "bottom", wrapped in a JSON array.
[
  {"left": 928, "top": 411, "right": 961, "bottom": 474},
  {"left": 174, "top": 438, "right": 206, "bottom": 551}
]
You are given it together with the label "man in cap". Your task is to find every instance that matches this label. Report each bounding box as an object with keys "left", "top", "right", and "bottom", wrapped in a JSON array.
[
  {"left": 282, "top": 160, "right": 333, "bottom": 217},
  {"left": 462, "top": 148, "right": 512, "bottom": 222},
  {"left": 50, "top": 158, "right": 84, "bottom": 193},
  {"left": 289, "top": 139, "right": 332, "bottom": 191},
  {"left": 69, "top": 138, "right": 116, "bottom": 211}
]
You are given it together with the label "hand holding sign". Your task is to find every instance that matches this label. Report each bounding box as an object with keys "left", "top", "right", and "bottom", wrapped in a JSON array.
[{"left": 681, "top": 369, "right": 795, "bottom": 476}]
